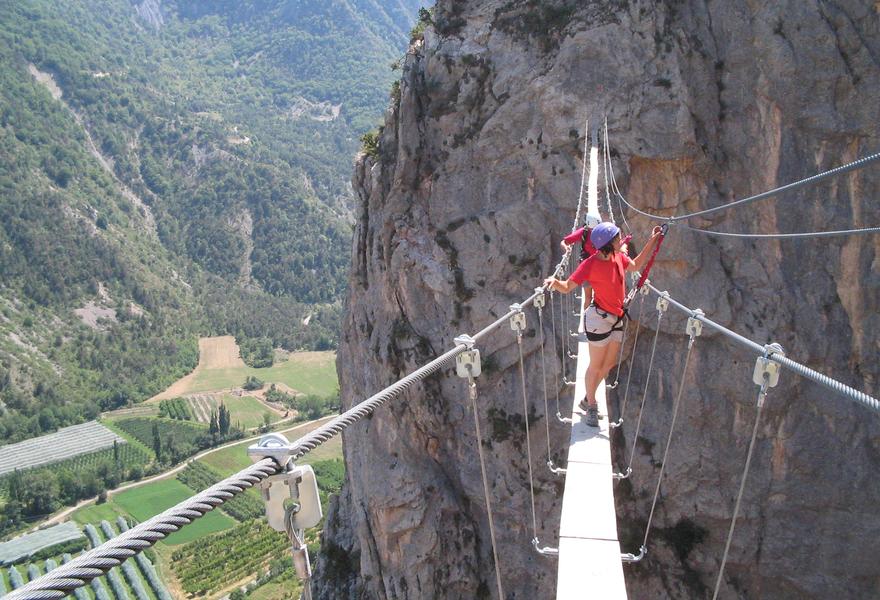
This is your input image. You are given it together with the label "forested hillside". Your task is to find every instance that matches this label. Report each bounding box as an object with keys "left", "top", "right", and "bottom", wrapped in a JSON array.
[{"left": 0, "top": 0, "right": 420, "bottom": 442}]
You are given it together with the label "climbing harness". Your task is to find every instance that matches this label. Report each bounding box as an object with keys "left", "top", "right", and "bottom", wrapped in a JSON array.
[
  {"left": 621, "top": 311, "right": 702, "bottom": 563},
  {"left": 535, "top": 290, "right": 566, "bottom": 475},
  {"left": 454, "top": 336, "right": 504, "bottom": 600},
  {"left": 511, "top": 304, "right": 559, "bottom": 556},
  {"left": 613, "top": 291, "right": 668, "bottom": 480},
  {"left": 609, "top": 287, "right": 648, "bottom": 429},
  {"left": 711, "top": 343, "right": 784, "bottom": 599}
]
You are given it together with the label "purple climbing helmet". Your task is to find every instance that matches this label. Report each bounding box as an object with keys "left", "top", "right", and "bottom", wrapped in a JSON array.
[{"left": 590, "top": 222, "right": 620, "bottom": 249}]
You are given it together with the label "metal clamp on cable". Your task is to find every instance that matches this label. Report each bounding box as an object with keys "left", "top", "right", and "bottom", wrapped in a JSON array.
[
  {"left": 455, "top": 347, "right": 482, "bottom": 379},
  {"left": 656, "top": 291, "right": 670, "bottom": 313},
  {"left": 532, "top": 537, "right": 559, "bottom": 556},
  {"left": 248, "top": 434, "right": 323, "bottom": 600},
  {"left": 454, "top": 333, "right": 476, "bottom": 350},
  {"left": 621, "top": 544, "right": 646, "bottom": 563},
  {"left": 248, "top": 435, "right": 323, "bottom": 532},
  {"left": 533, "top": 288, "right": 546, "bottom": 309},
  {"left": 612, "top": 466, "right": 632, "bottom": 480},
  {"left": 686, "top": 309, "right": 704, "bottom": 344},
  {"left": 509, "top": 305, "right": 527, "bottom": 334},
  {"left": 754, "top": 343, "right": 784, "bottom": 406}
]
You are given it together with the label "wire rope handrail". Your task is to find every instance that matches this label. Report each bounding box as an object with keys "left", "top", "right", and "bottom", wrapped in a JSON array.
[
  {"left": 615, "top": 151, "right": 880, "bottom": 224},
  {"left": 640, "top": 282, "right": 879, "bottom": 413}
]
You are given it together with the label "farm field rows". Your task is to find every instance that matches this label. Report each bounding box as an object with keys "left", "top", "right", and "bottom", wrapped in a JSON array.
[
  {"left": 1, "top": 517, "right": 170, "bottom": 599},
  {"left": 0, "top": 422, "right": 125, "bottom": 476}
]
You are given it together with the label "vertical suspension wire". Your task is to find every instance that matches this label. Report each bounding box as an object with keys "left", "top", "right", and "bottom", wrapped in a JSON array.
[
  {"left": 465, "top": 375, "right": 504, "bottom": 600},
  {"left": 606, "top": 318, "right": 629, "bottom": 389},
  {"left": 549, "top": 290, "right": 563, "bottom": 418},
  {"left": 537, "top": 300, "right": 565, "bottom": 473},
  {"left": 558, "top": 291, "right": 569, "bottom": 385},
  {"left": 537, "top": 301, "right": 553, "bottom": 462},
  {"left": 515, "top": 320, "right": 559, "bottom": 557},
  {"left": 712, "top": 379, "right": 769, "bottom": 600},
  {"left": 640, "top": 333, "right": 697, "bottom": 552},
  {"left": 515, "top": 328, "right": 540, "bottom": 543},
  {"left": 612, "top": 292, "right": 647, "bottom": 428},
  {"left": 617, "top": 304, "right": 665, "bottom": 479}
]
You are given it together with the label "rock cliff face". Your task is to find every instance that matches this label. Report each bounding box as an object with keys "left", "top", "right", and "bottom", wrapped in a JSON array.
[{"left": 314, "top": 1, "right": 880, "bottom": 598}]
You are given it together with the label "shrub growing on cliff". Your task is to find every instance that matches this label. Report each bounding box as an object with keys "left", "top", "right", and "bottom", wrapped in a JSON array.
[{"left": 360, "top": 130, "right": 380, "bottom": 159}]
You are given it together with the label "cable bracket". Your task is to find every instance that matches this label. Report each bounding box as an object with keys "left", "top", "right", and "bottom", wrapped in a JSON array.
[
  {"left": 533, "top": 288, "right": 546, "bottom": 309},
  {"left": 509, "top": 305, "right": 527, "bottom": 332},
  {"left": 656, "top": 291, "right": 670, "bottom": 313},
  {"left": 753, "top": 343, "right": 784, "bottom": 388},
  {"left": 686, "top": 309, "right": 704, "bottom": 339},
  {"left": 455, "top": 348, "right": 482, "bottom": 379}
]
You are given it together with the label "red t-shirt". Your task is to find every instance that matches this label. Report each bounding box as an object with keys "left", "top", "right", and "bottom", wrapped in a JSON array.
[
  {"left": 563, "top": 227, "right": 597, "bottom": 257},
  {"left": 569, "top": 252, "right": 633, "bottom": 316}
]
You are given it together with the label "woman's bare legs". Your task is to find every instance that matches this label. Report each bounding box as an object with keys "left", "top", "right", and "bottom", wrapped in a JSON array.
[
  {"left": 585, "top": 340, "right": 623, "bottom": 408},
  {"left": 585, "top": 343, "right": 612, "bottom": 407}
]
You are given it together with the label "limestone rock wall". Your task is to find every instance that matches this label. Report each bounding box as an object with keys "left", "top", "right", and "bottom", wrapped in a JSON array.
[{"left": 314, "top": 2, "right": 880, "bottom": 598}]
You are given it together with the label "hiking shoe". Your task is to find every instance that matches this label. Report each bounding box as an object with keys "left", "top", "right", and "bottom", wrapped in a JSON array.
[
  {"left": 586, "top": 405, "right": 599, "bottom": 428},
  {"left": 578, "top": 398, "right": 589, "bottom": 412}
]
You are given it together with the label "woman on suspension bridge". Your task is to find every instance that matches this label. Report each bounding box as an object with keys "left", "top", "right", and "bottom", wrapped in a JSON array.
[{"left": 545, "top": 222, "right": 663, "bottom": 427}]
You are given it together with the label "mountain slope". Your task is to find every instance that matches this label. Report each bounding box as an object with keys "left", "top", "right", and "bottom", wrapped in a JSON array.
[{"left": 0, "top": 0, "right": 421, "bottom": 442}]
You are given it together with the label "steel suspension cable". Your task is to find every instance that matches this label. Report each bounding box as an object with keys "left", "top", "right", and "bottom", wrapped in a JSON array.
[
  {"left": 610, "top": 291, "right": 647, "bottom": 429},
  {"left": 683, "top": 224, "right": 880, "bottom": 239},
  {"left": 642, "top": 282, "right": 880, "bottom": 413},
  {"left": 615, "top": 299, "right": 666, "bottom": 480},
  {"left": 464, "top": 373, "right": 504, "bottom": 600},
  {"left": 615, "top": 151, "right": 880, "bottom": 224},
  {"left": 712, "top": 377, "right": 770, "bottom": 600}
]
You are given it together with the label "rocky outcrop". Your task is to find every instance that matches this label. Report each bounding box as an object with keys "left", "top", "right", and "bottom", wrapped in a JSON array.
[
  {"left": 314, "top": 2, "right": 880, "bottom": 598},
  {"left": 134, "top": 0, "right": 164, "bottom": 30}
]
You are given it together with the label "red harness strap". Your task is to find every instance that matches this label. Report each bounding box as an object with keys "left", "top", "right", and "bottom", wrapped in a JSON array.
[{"left": 625, "top": 224, "right": 669, "bottom": 308}]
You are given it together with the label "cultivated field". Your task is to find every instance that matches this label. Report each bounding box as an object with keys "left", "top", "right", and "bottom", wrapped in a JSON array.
[
  {"left": 111, "top": 479, "right": 236, "bottom": 545},
  {"left": 150, "top": 337, "right": 337, "bottom": 400},
  {"left": 0, "top": 421, "right": 126, "bottom": 476},
  {"left": 185, "top": 393, "right": 283, "bottom": 429},
  {"left": 199, "top": 418, "right": 342, "bottom": 474},
  {"left": 1, "top": 517, "right": 171, "bottom": 599}
]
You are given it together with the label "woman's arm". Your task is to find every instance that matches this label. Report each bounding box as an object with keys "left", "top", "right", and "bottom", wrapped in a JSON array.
[
  {"left": 543, "top": 276, "right": 579, "bottom": 294},
  {"left": 628, "top": 226, "right": 663, "bottom": 272}
]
